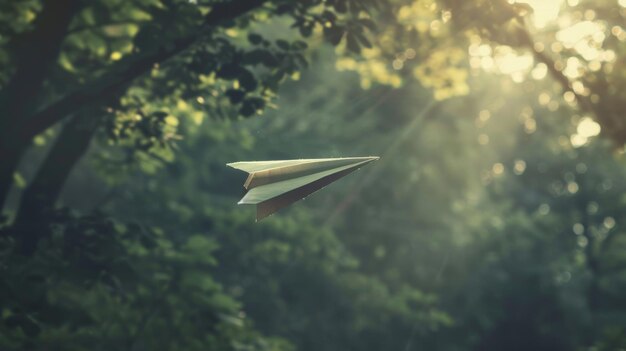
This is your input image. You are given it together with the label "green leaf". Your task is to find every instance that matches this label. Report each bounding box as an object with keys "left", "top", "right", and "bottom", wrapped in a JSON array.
[
  {"left": 346, "top": 33, "right": 361, "bottom": 53},
  {"left": 324, "top": 26, "right": 345, "bottom": 46},
  {"left": 239, "top": 97, "right": 265, "bottom": 117},
  {"left": 248, "top": 33, "right": 263, "bottom": 45},
  {"left": 292, "top": 40, "right": 308, "bottom": 50},
  {"left": 242, "top": 49, "right": 279, "bottom": 67},
  {"left": 217, "top": 63, "right": 244, "bottom": 80},
  {"left": 276, "top": 39, "right": 290, "bottom": 51},
  {"left": 358, "top": 18, "right": 377, "bottom": 31},
  {"left": 239, "top": 70, "right": 258, "bottom": 91},
  {"left": 226, "top": 89, "right": 246, "bottom": 103}
]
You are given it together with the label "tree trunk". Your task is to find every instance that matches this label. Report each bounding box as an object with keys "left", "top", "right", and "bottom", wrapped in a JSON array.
[
  {"left": 0, "top": 142, "right": 27, "bottom": 213},
  {"left": 15, "top": 114, "right": 99, "bottom": 254},
  {"left": 0, "top": 0, "right": 82, "bottom": 212}
]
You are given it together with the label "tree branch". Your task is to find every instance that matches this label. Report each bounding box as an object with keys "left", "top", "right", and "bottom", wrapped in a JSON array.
[
  {"left": 0, "top": 146, "right": 25, "bottom": 213},
  {"left": 66, "top": 20, "right": 150, "bottom": 36},
  {"left": 19, "top": 0, "right": 268, "bottom": 142},
  {"left": 15, "top": 113, "right": 100, "bottom": 254}
]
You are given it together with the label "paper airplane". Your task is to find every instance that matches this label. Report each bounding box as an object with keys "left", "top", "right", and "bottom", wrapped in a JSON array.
[{"left": 227, "top": 156, "right": 379, "bottom": 221}]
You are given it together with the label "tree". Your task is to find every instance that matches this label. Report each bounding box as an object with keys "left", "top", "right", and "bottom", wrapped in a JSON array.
[
  {"left": 3, "top": 0, "right": 624, "bottom": 251},
  {"left": 2, "top": 0, "right": 626, "bottom": 350},
  {"left": 0, "top": 0, "right": 386, "bottom": 252}
]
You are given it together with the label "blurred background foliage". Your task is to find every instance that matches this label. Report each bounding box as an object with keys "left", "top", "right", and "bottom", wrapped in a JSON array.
[{"left": 1, "top": 0, "right": 626, "bottom": 350}]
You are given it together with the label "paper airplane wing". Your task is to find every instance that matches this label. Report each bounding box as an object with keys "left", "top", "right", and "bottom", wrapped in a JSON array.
[{"left": 227, "top": 157, "right": 379, "bottom": 221}]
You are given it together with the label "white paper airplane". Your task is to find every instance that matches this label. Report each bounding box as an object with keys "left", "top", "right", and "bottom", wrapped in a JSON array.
[{"left": 227, "top": 156, "right": 379, "bottom": 221}]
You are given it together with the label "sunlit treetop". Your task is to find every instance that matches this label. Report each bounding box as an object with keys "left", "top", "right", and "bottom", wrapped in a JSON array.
[
  {"left": 0, "top": 0, "right": 392, "bottom": 175},
  {"left": 461, "top": 0, "right": 625, "bottom": 147},
  {"left": 333, "top": 0, "right": 625, "bottom": 148},
  {"left": 0, "top": 0, "right": 625, "bottom": 182}
]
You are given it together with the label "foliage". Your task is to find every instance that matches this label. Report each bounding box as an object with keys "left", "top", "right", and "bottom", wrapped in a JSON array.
[
  {"left": 1, "top": 0, "right": 626, "bottom": 350},
  {"left": 0, "top": 211, "right": 292, "bottom": 350}
]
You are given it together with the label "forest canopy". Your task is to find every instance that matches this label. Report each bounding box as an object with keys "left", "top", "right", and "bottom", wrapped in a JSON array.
[{"left": 1, "top": 0, "right": 626, "bottom": 350}]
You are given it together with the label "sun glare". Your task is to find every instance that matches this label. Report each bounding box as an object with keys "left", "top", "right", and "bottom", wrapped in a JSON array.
[
  {"left": 474, "top": 0, "right": 615, "bottom": 82},
  {"left": 514, "top": 0, "right": 564, "bottom": 28},
  {"left": 469, "top": 0, "right": 566, "bottom": 77},
  {"left": 577, "top": 117, "right": 601, "bottom": 138},
  {"left": 494, "top": 51, "right": 533, "bottom": 81},
  {"left": 557, "top": 21, "right": 608, "bottom": 61},
  {"left": 571, "top": 117, "right": 601, "bottom": 147}
]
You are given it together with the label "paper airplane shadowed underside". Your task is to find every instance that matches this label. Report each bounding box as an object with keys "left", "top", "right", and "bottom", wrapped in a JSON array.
[{"left": 227, "top": 157, "right": 379, "bottom": 221}]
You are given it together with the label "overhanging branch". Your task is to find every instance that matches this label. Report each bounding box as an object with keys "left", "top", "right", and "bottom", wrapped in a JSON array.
[{"left": 20, "top": 0, "right": 268, "bottom": 141}]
